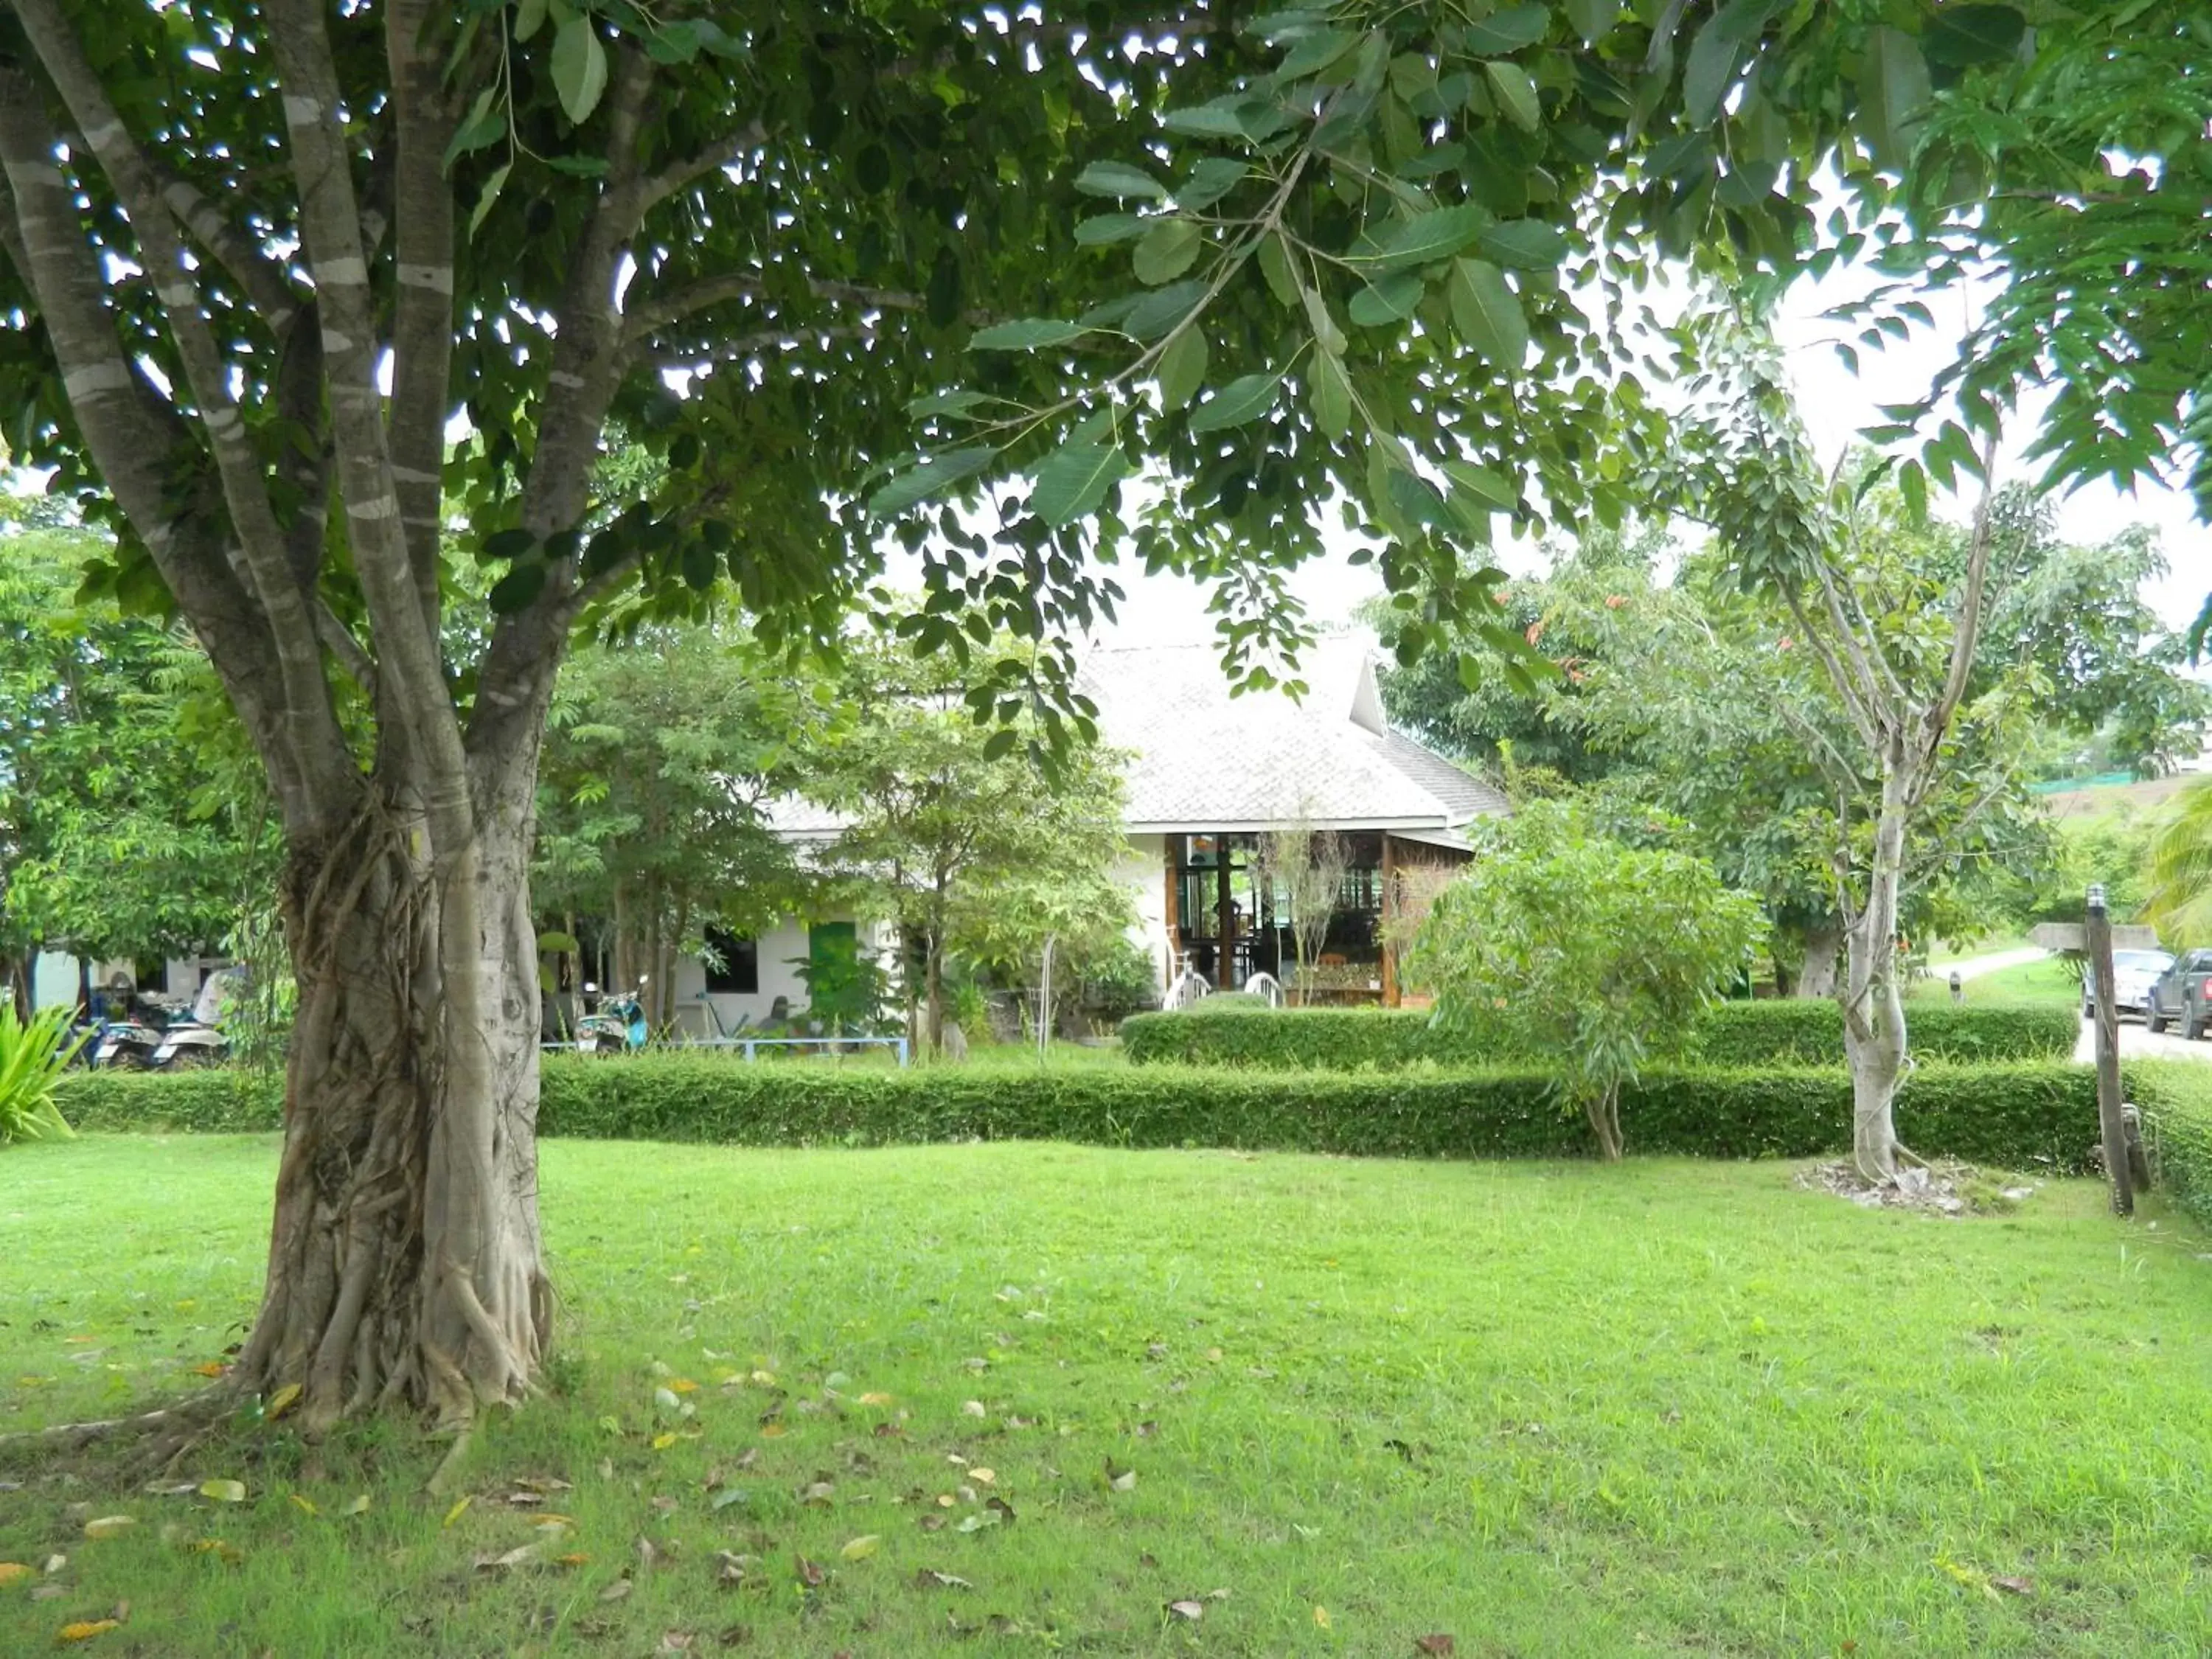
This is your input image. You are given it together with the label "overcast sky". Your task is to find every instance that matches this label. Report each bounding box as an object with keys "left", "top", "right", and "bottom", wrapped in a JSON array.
[{"left": 1088, "top": 257, "right": 2208, "bottom": 652}]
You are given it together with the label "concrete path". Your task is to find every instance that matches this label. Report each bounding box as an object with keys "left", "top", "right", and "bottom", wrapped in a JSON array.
[
  {"left": 2074, "top": 1017, "right": 2212, "bottom": 1065},
  {"left": 1940, "top": 946, "right": 2047, "bottom": 981}
]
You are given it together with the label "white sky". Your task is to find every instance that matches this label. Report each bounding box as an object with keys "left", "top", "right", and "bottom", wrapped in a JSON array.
[{"left": 1088, "top": 258, "right": 2209, "bottom": 650}]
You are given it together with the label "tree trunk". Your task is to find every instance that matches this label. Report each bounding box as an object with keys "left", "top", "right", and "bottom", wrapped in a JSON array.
[
  {"left": 1795, "top": 919, "right": 1843, "bottom": 999},
  {"left": 925, "top": 926, "right": 945, "bottom": 1054},
  {"left": 1585, "top": 1082, "right": 1624, "bottom": 1161},
  {"left": 1842, "top": 752, "right": 1913, "bottom": 1183},
  {"left": 229, "top": 789, "right": 551, "bottom": 1433}
]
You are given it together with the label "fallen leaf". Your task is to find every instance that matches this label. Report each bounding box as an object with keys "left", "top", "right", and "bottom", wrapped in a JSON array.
[
  {"left": 1106, "top": 1460, "right": 1137, "bottom": 1493},
  {"left": 82, "top": 1517, "right": 135, "bottom": 1540},
  {"left": 916, "top": 1514, "right": 945, "bottom": 1533},
  {"left": 794, "top": 1555, "right": 827, "bottom": 1588},
  {"left": 189, "top": 1362, "right": 226, "bottom": 1379},
  {"left": 199, "top": 1480, "right": 246, "bottom": 1504},
  {"left": 858, "top": 1392, "right": 894, "bottom": 1408},
  {"left": 1991, "top": 1575, "right": 2035, "bottom": 1597},
  {"left": 750, "top": 1371, "right": 776, "bottom": 1387},
  {"left": 557, "top": 1552, "right": 591, "bottom": 1568},
  {"left": 967, "top": 1468, "right": 996, "bottom": 1486},
  {"left": 669, "top": 1379, "right": 700, "bottom": 1394},
  {"left": 838, "top": 1535, "right": 881, "bottom": 1562},
  {"left": 264, "top": 1383, "right": 302, "bottom": 1421},
  {"left": 56, "top": 1621, "right": 119, "bottom": 1644},
  {"left": 651, "top": 1433, "right": 679, "bottom": 1451},
  {"left": 1166, "top": 1600, "right": 1204, "bottom": 1623},
  {"left": 42, "top": 1555, "right": 67, "bottom": 1574},
  {"left": 529, "top": 1513, "right": 576, "bottom": 1531},
  {"left": 961, "top": 1400, "right": 987, "bottom": 1418},
  {"left": 473, "top": 1543, "right": 542, "bottom": 1573},
  {"left": 288, "top": 1494, "right": 319, "bottom": 1517},
  {"left": 29, "top": 1585, "right": 64, "bottom": 1603},
  {"left": 914, "top": 1568, "right": 973, "bottom": 1590},
  {"left": 984, "top": 1496, "right": 1016, "bottom": 1525},
  {"left": 341, "top": 1495, "right": 371, "bottom": 1516},
  {"left": 758, "top": 1423, "right": 786, "bottom": 1439},
  {"left": 800, "top": 1481, "right": 835, "bottom": 1506},
  {"left": 442, "top": 1495, "right": 473, "bottom": 1528},
  {"left": 1315, "top": 1606, "right": 1332, "bottom": 1630},
  {"left": 659, "top": 1632, "right": 696, "bottom": 1652},
  {"left": 710, "top": 1488, "right": 751, "bottom": 1512},
  {"left": 0, "top": 1562, "right": 30, "bottom": 1587},
  {"left": 600, "top": 1576, "right": 633, "bottom": 1602},
  {"left": 954, "top": 1512, "right": 996, "bottom": 1533},
  {"left": 1415, "top": 1637, "right": 1457, "bottom": 1656},
  {"left": 192, "top": 1539, "right": 243, "bottom": 1565}
]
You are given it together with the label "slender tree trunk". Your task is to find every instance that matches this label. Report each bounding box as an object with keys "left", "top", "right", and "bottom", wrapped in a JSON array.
[
  {"left": 1843, "top": 751, "right": 1913, "bottom": 1183},
  {"left": 925, "top": 927, "right": 946, "bottom": 1053},
  {"left": 1585, "top": 1082, "right": 1624, "bottom": 1161},
  {"left": 1796, "top": 918, "right": 1843, "bottom": 999},
  {"left": 231, "top": 771, "right": 550, "bottom": 1433}
]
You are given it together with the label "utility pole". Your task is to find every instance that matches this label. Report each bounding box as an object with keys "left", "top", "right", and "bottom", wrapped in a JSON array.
[{"left": 2085, "top": 884, "right": 2132, "bottom": 1217}]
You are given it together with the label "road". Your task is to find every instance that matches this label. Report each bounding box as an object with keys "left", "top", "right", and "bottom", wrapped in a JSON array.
[
  {"left": 1936, "top": 947, "right": 2212, "bottom": 1063},
  {"left": 1942, "top": 946, "right": 2046, "bottom": 981}
]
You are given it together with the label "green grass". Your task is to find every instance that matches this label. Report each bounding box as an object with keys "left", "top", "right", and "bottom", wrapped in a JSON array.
[
  {"left": 1910, "top": 955, "right": 2082, "bottom": 1007},
  {"left": 4, "top": 1136, "right": 2211, "bottom": 1656}
]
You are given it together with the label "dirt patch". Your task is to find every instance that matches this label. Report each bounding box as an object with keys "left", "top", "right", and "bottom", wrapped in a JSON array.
[{"left": 1794, "top": 1160, "right": 2038, "bottom": 1217}]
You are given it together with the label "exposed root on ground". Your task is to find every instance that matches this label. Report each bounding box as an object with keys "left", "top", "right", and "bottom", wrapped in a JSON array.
[
  {"left": 1798, "top": 1158, "right": 2038, "bottom": 1217},
  {"left": 0, "top": 1388, "right": 228, "bottom": 1469}
]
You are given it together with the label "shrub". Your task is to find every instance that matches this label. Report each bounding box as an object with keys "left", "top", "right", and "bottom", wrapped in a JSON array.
[
  {"left": 58, "top": 1051, "right": 2123, "bottom": 1172},
  {"left": 1, "top": 1005, "right": 86, "bottom": 1144},
  {"left": 1121, "top": 1000, "right": 2079, "bottom": 1071},
  {"left": 2134, "top": 1061, "right": 2212, "bottom": 1226}
]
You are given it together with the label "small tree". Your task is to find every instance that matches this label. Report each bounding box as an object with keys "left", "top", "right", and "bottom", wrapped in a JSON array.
[
  {"left": 1258, "top": 810, "right": 1350, "bottom": 1006},
  {"left": 1407, "top": 802, "right": 1763, "bottom": 1161}
]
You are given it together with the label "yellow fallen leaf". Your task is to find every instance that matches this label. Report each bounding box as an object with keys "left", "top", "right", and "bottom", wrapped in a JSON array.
[
  {"left": 192, "top": 1538, "right": 243, "bottom": 1565},
  {"left": 1315, "top": 1606, "right": 1332, "bottom": 1630},
  {"left": 858, "top": 1391, "right": 894, "bottom": 1407},
  {"left": 288, "top": 1494, "right": 319, "bottom": 1517},
  {"left": 189, "top": 1362, "right": 226, "bottom": 1379},
  {"left": 0, "top": 1562, "right": 33, "bottom": 1587},
  {"left": 759, "top": 1423, "right": 786, "bottom": 1439},
  {"left": 198, "top": 1480, "right": 246, "bottom": 1504},
  {"left": 58, "top": 1620, "right": 120, "bottom": 1643},
  {"left": 529, "top": 1514, "right": 576, "bottom": 1531},
  {"left": 83, "top": 1517, "right": 135, "bottom": 1540},
  {"left": 442, "top": 1495, "right": 472, "bottom": 1527},
  {"left": 650, "top": 1432, "right": 678, "bottom": 1451},
  {"left": 749, "top": 1370, "right": 776, "bottom": 1387},
  {"left": 264, "top": 1383, "right": 302, "bottom": 1421},
  {"left": 839, "top": 1534, "right": 881, "bottom": 1562},
  {"left": 669, "top": 1378, "right": 699, "bottom": 1394},
  {"left": 967, "top": 1468, "right": 996, "bottom": 1485},
  {"left": 341, "top": 1495, "right": 371, "bottom": 1516},
  {"left": 554, "top": 1551, "right": 590, "bottom": 1568}
]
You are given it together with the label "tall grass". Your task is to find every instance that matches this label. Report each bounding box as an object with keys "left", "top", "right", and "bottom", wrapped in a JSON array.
[{"left": 0, "top": 1004, "right": 83, "bottom": 1144}]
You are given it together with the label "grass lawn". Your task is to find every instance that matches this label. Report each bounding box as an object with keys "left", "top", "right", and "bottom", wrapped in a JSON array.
[
  {"left": 1909, "top": 954, "right": 2082, "bottom": 1007},
  {"left": 4, "top": 1138, "right": 2211, "bottom": 1656}
]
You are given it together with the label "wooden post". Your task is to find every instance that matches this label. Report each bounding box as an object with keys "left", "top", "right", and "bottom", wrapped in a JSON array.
[
  {"left": 2086, "top": 883, "right": 2132, "bottom": 1217},
  {"left": 1380, "top": 834, "right": 1399, "bottom": 1008},
  {"left": 1161, "top": 838, "right": 1180, "bottom": 990}
]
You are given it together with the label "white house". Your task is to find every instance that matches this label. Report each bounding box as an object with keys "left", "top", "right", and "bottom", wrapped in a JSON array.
[{"left": 662, "top": 633, "right": 1506, "bottom": 1033}]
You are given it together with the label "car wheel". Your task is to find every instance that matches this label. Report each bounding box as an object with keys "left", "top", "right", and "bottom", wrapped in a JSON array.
[
  {"left": 2148, "top": 1002, "right": 2169, "bottom": 1034},
  {"left": 2187, "top": 1004, "right": 2207, "bottom": 1042}
]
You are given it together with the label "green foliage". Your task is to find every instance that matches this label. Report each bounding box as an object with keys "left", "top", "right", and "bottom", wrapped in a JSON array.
[
  {"left": 1408, "top": 801, "right": 1763, "bottom": 1154},
  {"left": 57, "top": 1051, "right": 2121, "bottom": 1175},
  {"left": 2135, "top": 1062, "right": 2212, "bottom": 1229},
  {"left": 1121, "top": 1000, "right": 2078, "bottom": 1071},
  {"left": 0, "top": 1004, "right": 81, "bottom": 1144},
  {"left": 1077, "top": 935, "right": 1160, "bottom": 1026},
  {"left": 2144, "top": 779, "right": 2212, "bottom": 944}
]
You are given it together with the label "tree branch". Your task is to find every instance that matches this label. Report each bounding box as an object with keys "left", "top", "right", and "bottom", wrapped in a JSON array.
[{"left": 1921, "top": 436, "right": 2003, "bottom": 771}]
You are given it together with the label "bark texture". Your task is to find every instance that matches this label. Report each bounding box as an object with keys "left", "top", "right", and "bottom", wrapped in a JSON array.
[{"left": 1795, "top": 919, "right": 1843, "bottom": 1000}]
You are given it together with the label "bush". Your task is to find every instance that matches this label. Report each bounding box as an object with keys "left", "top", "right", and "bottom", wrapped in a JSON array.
[
  {"left": 2135, "top": 1062, "right": 2212, "bottom": 1226},
  {"left": 58, "top": 1051, "right": 2123, "bottom": 1172},
  {"left": 1121, "top": 1000, "right": 2079, "bottom": 1070},
  {"left": 1, "top": 1005, "right": 86, "bottom": 1144}
]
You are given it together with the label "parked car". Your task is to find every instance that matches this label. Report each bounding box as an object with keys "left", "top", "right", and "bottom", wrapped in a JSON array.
[
  {"left": 2084, "top": 949, "right": 2176, "bottom": 1023},
  {"left": 2147, "top": 950, "right": 2212, "bottom": 1040}
]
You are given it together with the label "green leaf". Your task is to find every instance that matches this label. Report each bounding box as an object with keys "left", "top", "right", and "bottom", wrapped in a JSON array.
[
  {"left": 444, "top": 89, "right": 504, "bottom": 169},
  {"left": 1344, "top": 204, "right": 1491, "bottom": 273},
  {"left": 969, "top": 318, "right": 1090, "bottom": 351},
  {"left": 1187, "top": 371, "right": 1281, "bottom": 433},
  {"left": 1156, "top": 328, "right": 1208, "bottom": 414},
  {"left": 982, "top": 728, "right": 1020, "bottom": 762},
  {"left": 1484, "top": 60, "right": 1542, "bottom": 132},
  {"left": 1475, "top": 218, "right": 1569, "bottom": 270},
  {"left": 1858, "top": 25, "right": 1931, "bottom": 172},
  {"left": 479, "top": 526, "right": 539, "bottom": 563},
  {"left": 1681, "top": 16, "right": 1736, "bottom": 125},
  {"left": 487, "top": 562, "right": 547, "bottom": 614},
  {"left": 1923, "top": 5, "right": 2025, "bottom": 67},
  {"left": 1273, "top": 27, "right": 1362, "bottom": 82},
  {"left": 514, "top": 0, "right": 548, "bottom": 42},
  {"left": 1176, "top": 158, "right": 1248, "bottom": 211},
  {"left": 542, "top": 153, "right": 611, "bottom": 178},
  {"left": 1133, "top": 219, "right": 1202, "bottom": 285},
  {"left": 1459, "top": 4, "right": 1551, "bottom": 55},
  {"left": 1074, "top": 213, "right": 1152, "bottom": 246},
  {"left": 646, "top": 21, "right": 700, "bottom": 64},
  {"left": 468, "top": 162, "right": 510, "bottom": 237},
  {"left": 1123, "top": 280, "right": 1206, "bottom": 341},
  {"left": 1445, "top": 459, "right": 1517, "bottom": 509},
  {"left": 907, "top": 389, "right": 990, "bottom": 417},
  {"left": 1562, "top": 0, "right": 1618, "bottom": 45},
  {"left": 1161, "top": 100, "right": 1256, "bottom": 139},
  {"left": 1075, "top": 161, "right": 1169, "bottom": 200},
  {"left": 867, "top": 445, "right": 1001, "bottom": 517},
  {"left": 1031, "top": 438, "right": 1133, "bottom": 525},
  {"left": 1349, "top": 273, "right": 1425, "bottom": 327},
  {"left": 1257, "top": 234, "right": 1300, "bottom": 307},
  {"left": 1310, "top": 348, "right": 1352, "bottom": 439},
  {"left": 1302, "top": 290, "right": 1346, "bottom": 353},
  {"left": 551, "top": 15, "right": 609, "bottom": 125},
  {"left": 1387, "top": 468, "right": 1448, "bottom": 528},
  {"left": 1447, "top": 259, "right": 1528, "bottom": 368}
]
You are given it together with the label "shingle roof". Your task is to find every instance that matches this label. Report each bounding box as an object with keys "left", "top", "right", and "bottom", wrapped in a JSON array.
[{"left": 1076, "top": 636, "right": 1508, "bottom": 835}]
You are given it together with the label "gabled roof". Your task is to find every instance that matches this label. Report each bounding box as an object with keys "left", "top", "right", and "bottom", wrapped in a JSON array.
[{"left": 1075, "top": 635, "right": 1508, "bottom": 838}]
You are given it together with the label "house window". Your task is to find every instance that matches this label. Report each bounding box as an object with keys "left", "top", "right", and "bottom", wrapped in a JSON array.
[{"left": 701, "top": 928, "right": 759, "bottom": 994}]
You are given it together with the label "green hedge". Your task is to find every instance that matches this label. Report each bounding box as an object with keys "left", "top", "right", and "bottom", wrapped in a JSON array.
[
  {"left": 2135, "top": 1062, "right": 2212, "bottom": 1225},
  {"left": 54, "top": 1052, "right": 2119, "bottom": 1171},
  {"left": 1121, "top": 1000, "right": 2079, "bottom": 1070}
]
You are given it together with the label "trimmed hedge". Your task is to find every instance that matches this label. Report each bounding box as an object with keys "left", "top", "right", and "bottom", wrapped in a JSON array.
[
  {"left": 1121, "top": 1000, "right": 2079, "bottom": 1070},
  {"left": 54, "top": 1051, "right": 2121, "bottom": 1171},
  {"left": 2135, "top": 1061, "right": 2212, "bottom": 1226}
]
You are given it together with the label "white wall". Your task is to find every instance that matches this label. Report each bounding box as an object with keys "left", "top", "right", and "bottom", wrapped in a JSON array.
[
  {"left": 1112, "top": 832, "right": 1172, "bottom": 989},
  {"left": 664, "top": 915, "right": 897, "bottom": 1036}
]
